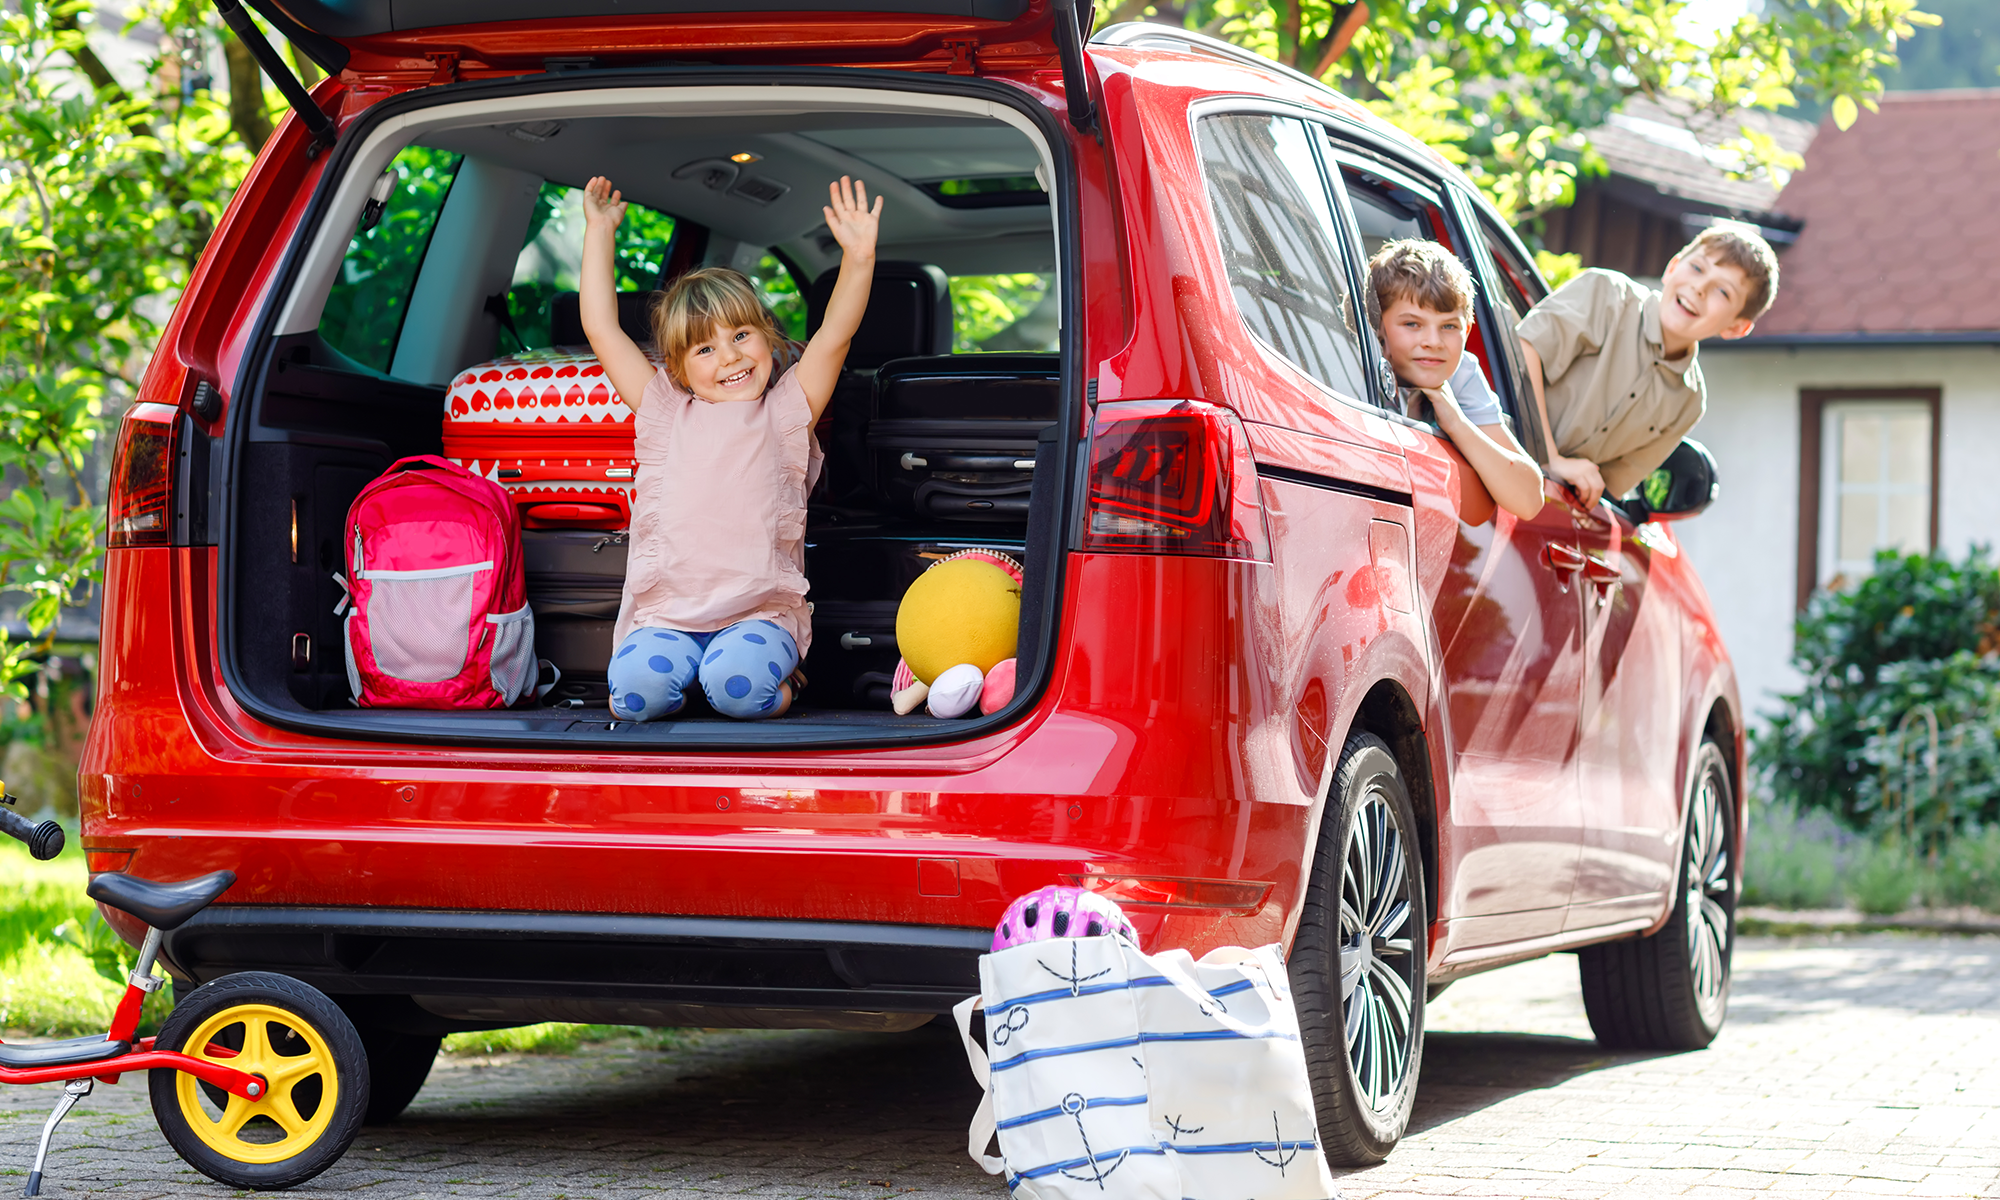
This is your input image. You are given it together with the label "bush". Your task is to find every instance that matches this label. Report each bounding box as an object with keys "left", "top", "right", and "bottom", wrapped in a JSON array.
[
  {"left": 1756, "top": 547, "right": 2000, "bottom": 832},
  {"left": 1940, "top": 827, "right": 2000, "bottom": 913}
]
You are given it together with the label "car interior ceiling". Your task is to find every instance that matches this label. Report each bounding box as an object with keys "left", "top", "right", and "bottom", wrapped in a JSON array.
[{"left": 230, "top": 107, "right": 1063, "bottom": 737}]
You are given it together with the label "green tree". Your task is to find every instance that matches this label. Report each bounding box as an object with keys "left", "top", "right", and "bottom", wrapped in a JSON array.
[
  {"left": 0, "top": 0, "right": 252, "bottom": 697},
  {"left": 1103, "top": 0, "right": 1935, "bottom": 223}
]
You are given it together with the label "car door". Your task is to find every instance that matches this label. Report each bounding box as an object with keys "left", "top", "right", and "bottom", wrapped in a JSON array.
[
  {"left": 1472, "top": 216, "right": 1686, "bottom": 928},
  {"left": 1329, "top": 149, "right": 1586, "bottom": 943}
]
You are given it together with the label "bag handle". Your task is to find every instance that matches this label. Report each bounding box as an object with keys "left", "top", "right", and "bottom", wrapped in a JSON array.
[
  {"left": 1132, "top": 938, "right": 1289, "bottom": 1039},
  {"left": 952, "top": 995, "right": 1007, "bottom": 1176},
  {"left": 385, "top": 454, "right": 465, "bottom": 476}
]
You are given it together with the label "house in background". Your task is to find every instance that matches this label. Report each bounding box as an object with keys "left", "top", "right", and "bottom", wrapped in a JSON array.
[
  {"left": 1671, "top": 90, "right": 2000, "bottom": 716},
  {"left": 1536, "top": 95, "right": 1815, "bottom": 284}
]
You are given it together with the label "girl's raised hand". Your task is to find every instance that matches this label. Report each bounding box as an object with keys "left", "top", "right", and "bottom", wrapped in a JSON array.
[
  {"left": 583, "top": 176, "right": 627, "bottom": 233},
  {"left": 823, "top": 176, "right": 882, "bottom": 262}
]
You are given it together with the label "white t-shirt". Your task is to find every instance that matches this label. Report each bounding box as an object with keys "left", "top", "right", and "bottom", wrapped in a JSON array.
[{"left": 1448, "top": 351, "right": 1505, "bottom": 427}]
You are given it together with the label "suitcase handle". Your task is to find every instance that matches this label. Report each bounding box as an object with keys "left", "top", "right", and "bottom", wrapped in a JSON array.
[
  {"left": 899, "top": 452, "right": 1036, "bottom": 472},
  {"left": 521, "top": 501, "right": 627, "bottom": 529}
]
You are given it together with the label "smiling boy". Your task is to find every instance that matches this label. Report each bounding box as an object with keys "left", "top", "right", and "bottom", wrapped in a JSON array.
[{"left": 1518, "top": 225, "right": 1779, "bottom": 508}]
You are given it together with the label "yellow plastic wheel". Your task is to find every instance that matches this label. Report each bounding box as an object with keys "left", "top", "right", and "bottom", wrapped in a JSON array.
[
  {"left": 150, "top": 972, "right": 368, "bottom": 1189},
  {"left": 175, "top": 1002, "right": 339, "bottom": 1163}
]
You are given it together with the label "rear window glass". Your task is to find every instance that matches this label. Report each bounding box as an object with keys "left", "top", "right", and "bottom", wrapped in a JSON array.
[
  {"left": 951, "top": 273, "right": 1057, "bottom": 353},
  {"left": 1196, "top": 114, "right": 1372, "bottom": 405},
  {"left": 319, "top": 145, "right": 463, "bottom": 373},
  {"left": 503, "top": 182, "right": 676, "bottom": 350}
]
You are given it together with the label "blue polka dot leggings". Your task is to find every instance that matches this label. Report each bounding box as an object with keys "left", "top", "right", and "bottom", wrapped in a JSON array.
[{"left": 607, "top": 620, "right": 799, "bottom": 721}]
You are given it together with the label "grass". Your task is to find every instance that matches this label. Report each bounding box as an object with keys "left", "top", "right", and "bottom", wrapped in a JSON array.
[
  {"left": 1745, "top": 798, "right": 2000, "bottom": 915},
  {"left": 442, "top": 1024, "right": 699, "bottom": 1056},
  {"left": 0, "top": 831, "right": 183, "bottom": 1035}
]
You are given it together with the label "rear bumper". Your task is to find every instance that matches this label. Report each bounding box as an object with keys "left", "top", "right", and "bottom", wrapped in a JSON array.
[{"left": 164, "top": 907, "right": 991, "bottom": 1019}]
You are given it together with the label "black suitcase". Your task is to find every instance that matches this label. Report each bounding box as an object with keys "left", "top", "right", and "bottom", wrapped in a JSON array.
[
  {"left": 521, "top": 528, "right": 627, "bottom": 705},
  {"left": 868, "top": 355, "right": 1058, "bottom": 523}
]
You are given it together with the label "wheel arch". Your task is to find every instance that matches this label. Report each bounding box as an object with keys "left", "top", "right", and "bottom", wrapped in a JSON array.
[{"left": 1346, "top": 679, "right": 1441, "bottom": 930}]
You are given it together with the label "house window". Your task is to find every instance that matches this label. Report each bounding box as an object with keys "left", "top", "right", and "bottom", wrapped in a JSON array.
[{"left": 1797, "top": 389, "right": 1941, "bottom": 605}]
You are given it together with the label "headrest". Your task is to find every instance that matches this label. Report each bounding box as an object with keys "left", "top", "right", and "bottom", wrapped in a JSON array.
[
  {"left": 549, "top": 290, "right": 654, "bottom": 348},
  {"left": 807, "top": 261, "right": 952, "bottom": 369}
]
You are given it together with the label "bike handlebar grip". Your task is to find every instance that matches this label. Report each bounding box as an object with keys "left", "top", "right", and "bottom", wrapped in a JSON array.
[{"left": 0, "top": 805, "right": 64, "bottom": 861}]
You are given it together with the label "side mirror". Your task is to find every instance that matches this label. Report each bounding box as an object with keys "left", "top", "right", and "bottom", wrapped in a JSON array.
[{"left": 1631, "top": 438, "right": 1719, "bottom": 522}]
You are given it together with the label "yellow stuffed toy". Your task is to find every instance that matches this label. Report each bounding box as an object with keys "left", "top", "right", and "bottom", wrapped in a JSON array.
[{"left": 891, "top": 550, "right": 1022, "bottom": 717}]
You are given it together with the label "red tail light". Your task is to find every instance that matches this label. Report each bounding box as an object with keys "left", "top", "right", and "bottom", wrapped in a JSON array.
[
  {"left": 106, "top": 402, "right": 180, "bottom": 548},
  {"left": 1082, "top": 399, "right": 1270, "bottom": 560}
]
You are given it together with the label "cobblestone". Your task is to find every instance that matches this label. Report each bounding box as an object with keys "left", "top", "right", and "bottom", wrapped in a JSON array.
[{"left": 3, "top": 933, "right": 1996, "bottom": 1198}]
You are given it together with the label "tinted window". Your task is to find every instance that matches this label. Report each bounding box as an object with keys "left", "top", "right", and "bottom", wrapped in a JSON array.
[
  {"left": 1481, "top": 220, "right": 1548, "bottom": 325},
  {"left": 320, "top": 145, "right": 463, "bottom": 372},
  {"left": 1196, "top": 114, "right": 1371, "bottom": 403}
]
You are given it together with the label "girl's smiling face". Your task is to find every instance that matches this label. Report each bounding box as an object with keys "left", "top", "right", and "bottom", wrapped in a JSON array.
[{"left": 681, "top": 323, "right": 774, "bottom": 403}]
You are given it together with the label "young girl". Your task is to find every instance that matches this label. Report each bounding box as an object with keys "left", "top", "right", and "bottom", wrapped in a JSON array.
[
  {"left": 580, "top": 174, "right": 882, "bottom": 720},
  {"left": 1368, "top": 239, "right": 1546, "bottom": 521}
]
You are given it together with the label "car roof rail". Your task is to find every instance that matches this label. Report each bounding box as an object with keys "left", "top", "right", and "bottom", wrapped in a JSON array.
[{"left": 1090, "top": 21, "right": 1336, "bottom": 99}]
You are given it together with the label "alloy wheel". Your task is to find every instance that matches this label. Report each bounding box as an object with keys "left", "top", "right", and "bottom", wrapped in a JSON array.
[
  {"left": 1684, "top": 766, "right": 1734, "bottom": 1028},
  {"left": 1340, "top": 785, "right": 1419, "bottom": 1110}
]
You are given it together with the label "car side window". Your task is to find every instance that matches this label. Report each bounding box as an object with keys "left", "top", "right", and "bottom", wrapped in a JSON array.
[
  {"left": 1195, "top": 113, "right": 1372, "bottom": 405},
  {"left": 1480, "top": 220, "right": 1548, "bottom": 325},
  {"left": 1336, "top": 160, "right": 1505, "bottom": 408},
  {"left": 320, "top": 145, "right": 464, "bottom": 373}
]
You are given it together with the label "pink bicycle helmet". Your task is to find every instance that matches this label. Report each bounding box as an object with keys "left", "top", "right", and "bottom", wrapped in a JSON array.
[{"left": 992, "top": 886, "right": 1137, "bottom": 951}]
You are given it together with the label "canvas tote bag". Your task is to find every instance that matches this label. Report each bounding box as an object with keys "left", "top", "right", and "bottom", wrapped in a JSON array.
[{"left": 954, "top": 935, "right": 1340, "bottom": 1200}]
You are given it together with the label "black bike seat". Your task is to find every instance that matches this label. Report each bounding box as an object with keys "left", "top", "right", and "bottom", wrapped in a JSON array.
[
  {"left": 0, "top": 1036, "right": 132, "bottom": 1070},
  {"left": 86, "top": 870, "right": 236, "bottom": 931}
]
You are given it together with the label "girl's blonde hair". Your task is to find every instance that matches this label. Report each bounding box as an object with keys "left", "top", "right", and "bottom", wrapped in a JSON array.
[{"left": 649, "top": 267, "right": 785, "bottom": 387}]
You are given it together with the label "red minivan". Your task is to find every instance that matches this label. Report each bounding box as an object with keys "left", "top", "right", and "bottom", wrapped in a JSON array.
[{"left": 85, "top": 0, "right": 1745, "bottom": 1167}]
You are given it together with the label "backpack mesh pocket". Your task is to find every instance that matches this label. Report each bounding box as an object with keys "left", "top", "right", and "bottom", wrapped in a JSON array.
[
  {"left": 360, "top": 562, "right": 490, "bottom": 683},
  {"left": 487, "top": 602, "right": 536, "bottom": 702}
]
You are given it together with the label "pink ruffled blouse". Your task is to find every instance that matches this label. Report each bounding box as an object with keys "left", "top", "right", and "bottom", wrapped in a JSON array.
[{"left": 613, "top": 365, "right": 822, "bottom": 653}]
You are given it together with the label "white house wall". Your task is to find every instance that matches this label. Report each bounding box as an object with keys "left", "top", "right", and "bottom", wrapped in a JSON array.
[{"left": 1677, "top": 344, "right": 2000, "bottom": 723}]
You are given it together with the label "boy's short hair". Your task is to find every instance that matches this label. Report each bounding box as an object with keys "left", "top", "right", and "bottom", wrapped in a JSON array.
[
  {"left": 1367, "top": 239, "right": 1476, "bottom": 329},
  {"left": 650, "top": 267, "right": 785, "bottom": 387},
  {"left": 1677, "top": 224, "right": 1780, "bottom": 320}
]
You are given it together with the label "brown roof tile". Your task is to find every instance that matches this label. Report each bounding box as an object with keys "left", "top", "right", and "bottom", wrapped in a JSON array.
[{"left": 1753, "top": 90, "right": 2000, "bottom": 337}]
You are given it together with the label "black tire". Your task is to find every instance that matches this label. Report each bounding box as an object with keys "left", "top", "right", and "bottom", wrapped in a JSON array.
[
  {"left": 149, "top": 972, "right": 370, "bottom": 1190},
  {"left": 356, "top": 1026, "right": 442, "bottom": 1124},
  {"left": 1289, "top": 733, "right": 1428, "bottom": 1165},
  {"left": 1579, "top": 737, "right": 1738, "bottom": 1050}
]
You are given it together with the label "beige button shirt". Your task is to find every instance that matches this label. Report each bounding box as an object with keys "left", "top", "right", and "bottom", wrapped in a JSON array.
[{"left": 1518, "top": 269, "right": 1705, "bottom": 499}]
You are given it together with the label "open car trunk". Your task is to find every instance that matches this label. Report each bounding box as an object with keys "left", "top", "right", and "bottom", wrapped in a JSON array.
[{"left": 217, "top": 70, "right": 1080, "bottom": 748}]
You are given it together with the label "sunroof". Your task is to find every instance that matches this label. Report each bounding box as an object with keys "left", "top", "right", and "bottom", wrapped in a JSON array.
[{"left": 917, "top": 175, "right": 1048, "bottom": 209}]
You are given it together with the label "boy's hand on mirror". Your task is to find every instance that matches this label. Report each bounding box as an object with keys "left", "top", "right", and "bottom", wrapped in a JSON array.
[
  {"left": 824, "top": 176, "right": 883, "bottom": 262},
  {"left": 1547, "top": 455, "right": 1605, "bottom": 509},
  {"left": 583, "top": 176, "right": 627, "bottom": 232}
]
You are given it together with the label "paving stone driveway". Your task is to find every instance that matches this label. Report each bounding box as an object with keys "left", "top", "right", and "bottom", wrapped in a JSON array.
[{"left": 4, "top": 933, "right": 1997, "bottom": 1199}]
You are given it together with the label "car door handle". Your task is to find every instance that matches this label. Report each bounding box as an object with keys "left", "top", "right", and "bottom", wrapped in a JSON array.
[
  {"left": 1582, "top": 557, "right": 1620, "bottom": 586},
  {"left": 1542, "top": 543, "right": 1587, "bottom": 573},
  {"left": 1583, "top": 555, "right": 1621, "bottom": 607}
]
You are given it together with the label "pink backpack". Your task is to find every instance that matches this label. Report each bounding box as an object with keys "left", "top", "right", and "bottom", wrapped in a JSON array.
[{"left": 337, "top": 456, "right": 539, "bottom": 709}]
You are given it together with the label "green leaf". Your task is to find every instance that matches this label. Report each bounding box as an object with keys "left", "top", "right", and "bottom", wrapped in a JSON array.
[{"left": 1831, "top": 93, "right": 1860, "bottom": 129}]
